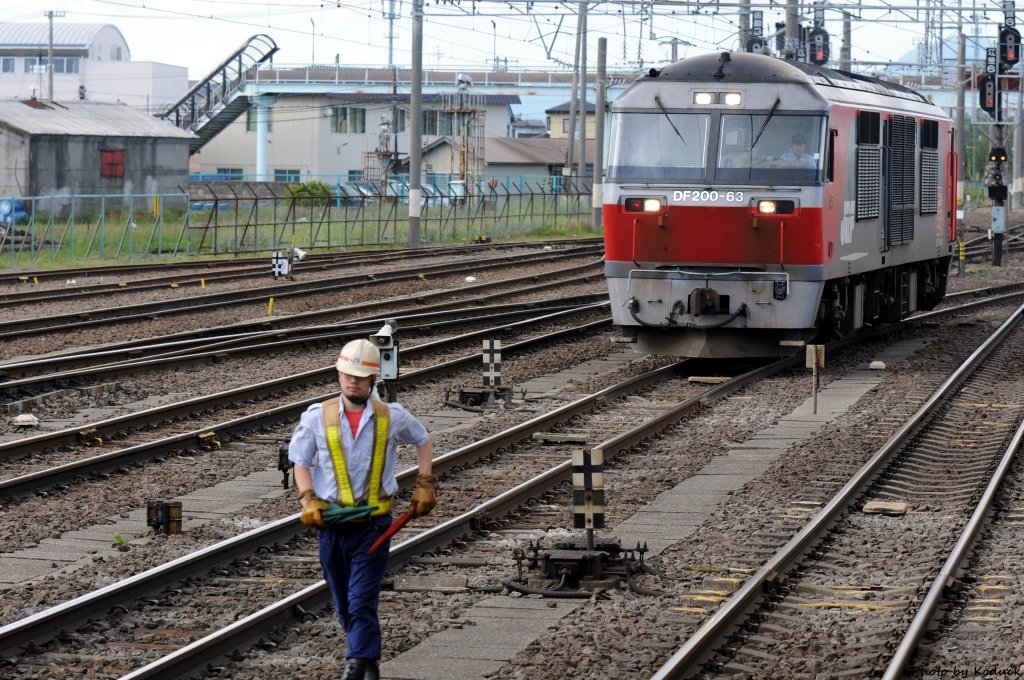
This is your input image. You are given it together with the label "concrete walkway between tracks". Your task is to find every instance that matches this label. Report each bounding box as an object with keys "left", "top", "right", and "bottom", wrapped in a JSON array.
[{"left": 379, "top": 339, "right": 927, "bottom": 679}]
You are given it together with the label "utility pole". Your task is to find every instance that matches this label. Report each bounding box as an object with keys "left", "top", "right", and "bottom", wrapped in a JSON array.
[
  {"left": 784, "top": 0, "right": 799, "bottom": 59},
  {"left": 956, "top": 31, "right": 966, "bottom": 213},
  {"left": 386, "top": 0, "right": 400, "bottom": 180},
  {"left": 577, "top": 3, "right": 587, "bottom": 178},
  {"left": 839, "top": 12, "right": 852, "bottom": 71},
  {"left": 45, "top": 9, "right": 64, "bottom": 100},
  {"left": 591, "top": 37, "right": 606, "bottom": 230},
  {"left": 408, "top": 0, "right": 423, "bottom": 246}
]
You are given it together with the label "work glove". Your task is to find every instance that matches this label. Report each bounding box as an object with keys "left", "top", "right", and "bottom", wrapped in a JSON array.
[
  {"left": 323, "top": 503, "right": 378, "bottom": 525},
  {"left": 410, "top": 473, "right": 437, "bottom": 517},
  {"left": 298, "top": 489, "right": 328, "bottom": 528}
]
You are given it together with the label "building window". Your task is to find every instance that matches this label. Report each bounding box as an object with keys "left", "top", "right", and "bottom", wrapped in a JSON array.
[
  {"left": 246, "top": 107, "right": 273, "bottom": 132},
  {"left": 348, "top": 170, "right": 363, "bottom": 182},
  {"left": 562, "top": 118, "right": 570, "bottom": 134},
  {"left": 331, "top": 106, "right": 366, "bottom": 133},
  {"left": 422, "top": 110, "right": 437, "bottom": 136},
  {"left": 100, "top": 149, "right": 125, "bottom": 178},
  {"left": 216, "top": 168, "right": 243, "bottom": 179},
  {"left": 1, "top": 57, "right": 13, "bottom": 73},
  {"left": 54, "top": 57, "right": 80, "bottom": 74},
  {"left": 23, "top": 56, "right": 80, "bottom": 74},
  {"left": 275, "top": 169, "right": 301, "bottom": 182},
  {"left": 439, "top": 112, "right": 454, "bottom": 135}
]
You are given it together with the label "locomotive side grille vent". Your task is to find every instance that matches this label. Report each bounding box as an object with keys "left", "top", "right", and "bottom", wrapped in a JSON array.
[
  {"left": 888, "top": 115, "right": 916, "bottom": 245},
  {"left": 856, "top": 147, "right": 881, "bottom": 221},
  {"left": 920, "top": 149, "right": 938, "bottom": 215}
]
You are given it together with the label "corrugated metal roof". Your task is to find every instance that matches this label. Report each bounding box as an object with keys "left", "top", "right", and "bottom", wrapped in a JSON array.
[
  {"left": 0, "top": 100, "right": 195, "bottom": 139},
  {"left": 0, "top": 23, "right": 123, "bottom": 49}
]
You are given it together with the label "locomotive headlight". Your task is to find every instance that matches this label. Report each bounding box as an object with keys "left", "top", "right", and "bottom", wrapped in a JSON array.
[
  {"left": 623, "top": 197, "right": 664, "bottom": 213},
  {"left": 693, "top": 92, "right": 715, "bottom": 105},
  {"left": 754, "top": 199, "right": 797, "bottom": 216},
  {"left": 722, "top": 92, "right": 742, "bottom": 106}
]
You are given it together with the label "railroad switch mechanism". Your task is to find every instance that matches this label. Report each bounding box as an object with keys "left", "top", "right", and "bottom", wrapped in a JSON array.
[
  {"left": 147, "top": 500, "right": 183, "bottom": 534},
  {"left": 502, "top": 448, "right": 665, "bottom": 597},
  {"left": 445, "top": 339, "right": 523, "bottom": 410}
]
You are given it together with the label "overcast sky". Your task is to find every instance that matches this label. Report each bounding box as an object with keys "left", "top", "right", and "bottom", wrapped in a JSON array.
[{"left": 8, "top": 0, "right": 1007, "bottom": 81}]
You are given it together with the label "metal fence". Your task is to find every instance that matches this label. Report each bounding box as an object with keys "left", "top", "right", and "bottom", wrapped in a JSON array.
[{"left": 0, "top": 176, "right": 594, "bottom": 266}]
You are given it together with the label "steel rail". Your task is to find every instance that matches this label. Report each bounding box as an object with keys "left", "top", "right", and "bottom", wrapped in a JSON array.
[
  {"left": 0, "top": 246, "right": 603, "bottom": 340},
  {"left": 0, "top": 358, "right": 691, "bottom": 657},
  {"left": 0, "top": 265, "right": 603, "bottom": 375},
  {"left": 883, "top": 412, "right": 1024, "bottom": 678},
  {"left": 115, "top": 356, "right": 802, "bottom": 679},
  {"left": 649, "top": 301, "right": 1024, "bottom": 680},
  {"left": 0, "top": 248, "right": 440, "bottom": 305},
  {"left": 0, "top": 240, "right": 603, "bottom": 288},
  {"left": 0, "top": 307, "right": 611, "bottom": 498},
  {"left": 0, "top": 295, "right": 606, "bottom": 395}
]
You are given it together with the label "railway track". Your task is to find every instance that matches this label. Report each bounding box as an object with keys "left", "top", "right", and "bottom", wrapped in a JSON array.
[
  {"left": 0, "top": 304, "right": 611, "bottom": 499},
  {"left": 2, "top": 246, "right": 1023, "bottom": 678},
  {"left": 4, "top": 291, "right": 1023, "bottom": 678},
  {"left": 0, "top": 239, "right": 602, "bottom": 295},
  {"left": 0, "top": 340, "right": 777, "bottom": 677},
  {"left": 0, "top": 245, "right": 603, "bottom": 341},
  {"left": 651, "top": 302, "right": 1024, "bottom": 679}
]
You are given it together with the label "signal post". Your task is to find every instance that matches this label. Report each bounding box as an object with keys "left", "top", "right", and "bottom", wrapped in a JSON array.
[{"left": 985, "top": 3, "right": 1021, "bottom": 266}]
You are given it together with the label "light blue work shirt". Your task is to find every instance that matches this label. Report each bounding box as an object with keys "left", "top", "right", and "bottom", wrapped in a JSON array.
[{"left": 288, "top": 399, "right": 429, "bottom": 503}]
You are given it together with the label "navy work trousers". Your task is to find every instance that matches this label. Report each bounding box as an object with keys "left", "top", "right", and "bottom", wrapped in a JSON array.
[{"left": 318, "top": 517, "right": 393, "bottom": 660}]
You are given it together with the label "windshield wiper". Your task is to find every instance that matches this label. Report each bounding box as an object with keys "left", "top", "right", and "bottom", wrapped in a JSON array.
[
  {"left": 654, "top": 95, "right": 686, "bottom": 146},
  {"left": 751, "top": 97, "right": 781, "bottom": 148}
]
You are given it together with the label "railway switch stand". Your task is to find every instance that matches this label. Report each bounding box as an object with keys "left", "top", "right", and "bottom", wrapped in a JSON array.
[
  {"left": 503, "top": 447, "right": 661, "bottom": 596},
  {"left": 450, "top": 339, "right": 515, "bottom": 409}
]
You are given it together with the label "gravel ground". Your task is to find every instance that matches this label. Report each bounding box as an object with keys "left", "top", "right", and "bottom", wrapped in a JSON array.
[{"left": 3, "top": 230, "right": 1024, "bottom": 678}]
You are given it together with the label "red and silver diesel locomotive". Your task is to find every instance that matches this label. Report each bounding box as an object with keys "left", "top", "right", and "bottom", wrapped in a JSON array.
[{"left": 603, "top": 51, "right": 957, "bottom": 357}]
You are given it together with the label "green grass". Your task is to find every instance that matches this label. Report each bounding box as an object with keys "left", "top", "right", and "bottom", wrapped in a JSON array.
[{"left": 1, "top": 196, "right": 597, "bottom": 270}]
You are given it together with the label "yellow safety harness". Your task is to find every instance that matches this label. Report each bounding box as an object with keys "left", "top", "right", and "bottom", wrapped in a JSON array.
[{"left": 321, "top": 396, "right": 392, "bottom": 516}]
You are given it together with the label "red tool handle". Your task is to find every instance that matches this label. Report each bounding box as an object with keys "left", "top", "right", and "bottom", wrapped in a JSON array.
[{"left": 368, "top": 508, "right": 415, "bottom": 555}]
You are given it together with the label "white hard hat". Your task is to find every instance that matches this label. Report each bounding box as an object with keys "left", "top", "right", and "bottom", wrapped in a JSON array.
[{"left": 337, "top": 339, "right": 381, "bottom": 377}]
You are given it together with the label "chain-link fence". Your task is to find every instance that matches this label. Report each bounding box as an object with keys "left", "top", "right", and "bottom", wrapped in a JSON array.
[{"left": 0, "top": 176, "right": 595, "bottom": 267}]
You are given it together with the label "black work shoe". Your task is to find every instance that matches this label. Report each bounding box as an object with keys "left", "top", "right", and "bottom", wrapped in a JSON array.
[
  {"left": 341, "top": 659, "right": 366, "bottom": 680},
  {"left": 364, "top": 660, "right": 380, "bottom": 680}
]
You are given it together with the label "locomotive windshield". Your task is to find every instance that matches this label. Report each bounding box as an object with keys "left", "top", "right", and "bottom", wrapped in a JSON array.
[
  {"left": 716, "top": 114, "right": 826, "bottom": 183},
  {"left": 607, "top": 112, "right": 710, "bottom": 180}
]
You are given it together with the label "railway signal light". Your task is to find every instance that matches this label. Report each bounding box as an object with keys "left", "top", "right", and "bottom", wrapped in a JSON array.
[
  {"left": 809, "top": 28, "right": 830, "bottom": 66},
  {"left": 1000, "top": 25, "right": 1021, "bottom": 68},
  {"left": 989, "top": 147, "right": 1008, "bottom": 163},
  {"left": 980, "top": 74, "right": 998, "bottom": 116}
]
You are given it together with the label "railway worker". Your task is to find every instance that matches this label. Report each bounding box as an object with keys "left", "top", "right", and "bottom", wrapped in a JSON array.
[
  {"left": 780, "top": 134, "right": 815, "bottom": 164},
  {"left": 288, "top": 338, "right": 437, "bottom": 680}
]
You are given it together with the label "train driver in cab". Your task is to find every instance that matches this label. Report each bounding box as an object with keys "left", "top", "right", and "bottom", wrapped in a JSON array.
[{"left": 780, "top": 134, "right": 815, "bottom": 165}]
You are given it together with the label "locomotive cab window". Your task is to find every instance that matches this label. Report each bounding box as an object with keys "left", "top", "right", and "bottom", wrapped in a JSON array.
[
  {"left": 607, "top": 112, "right": 710, "bottom": 180},
  {"left": 715, "top": 114, "right": 826, "bottom": 184}
]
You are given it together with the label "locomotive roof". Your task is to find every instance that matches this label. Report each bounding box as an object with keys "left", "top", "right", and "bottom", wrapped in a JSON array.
[{"left": 646, "top": 52, "right": 932, "bottom": 107}]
